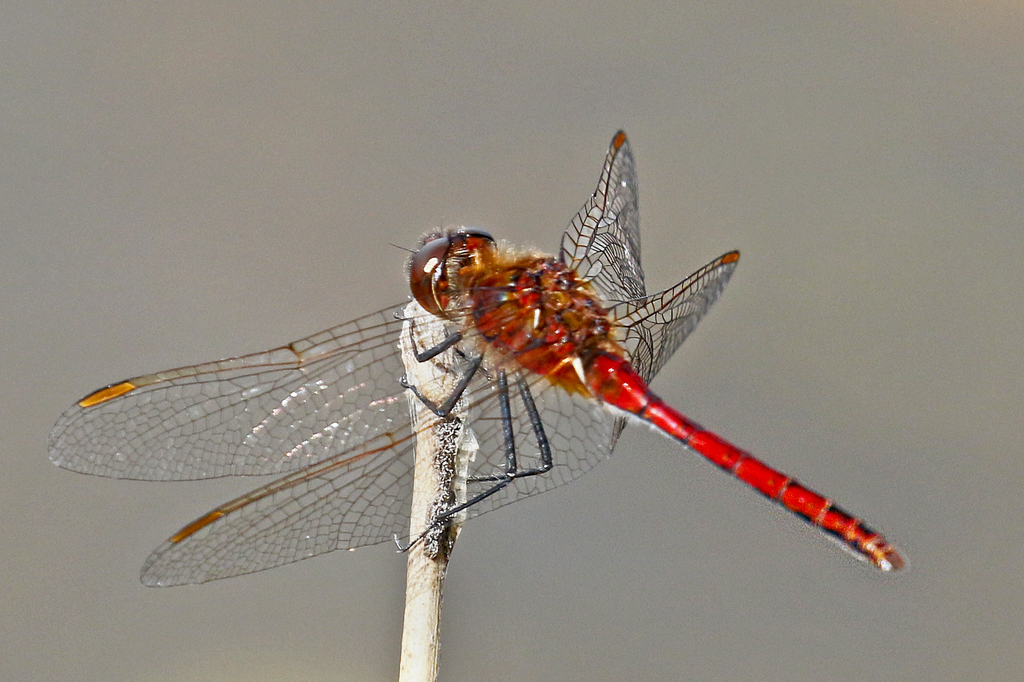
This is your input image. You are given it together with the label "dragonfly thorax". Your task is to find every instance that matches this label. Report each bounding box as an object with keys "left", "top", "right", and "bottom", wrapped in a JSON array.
[
  {"left": 409, "top": 229, "right": 623, "bottom": 393},
  {"left": 459, "top": 248, "right": 623, "bottom": 395}
]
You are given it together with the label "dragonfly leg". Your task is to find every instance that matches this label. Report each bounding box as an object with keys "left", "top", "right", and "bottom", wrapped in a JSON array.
[
  {"left": 466, "top": 375, "right": 554, "bottom": 486},
  {"left": 400, "top": 317, "right": 482, "bottom": 416},
  {"left": 400, "top": 353, "right": 482, "bottom": 417},
  {"left": 445, "top": 374, "right": 555, "bottom": 508},
  {"left": 415, "top": 370, "right": 520, "bottom": 530},
  {"left": 395, "top": 374, "right": 558, "bottom": 554},
  {"left": 405, "top": 319, "right": 463, "bottom": 362},
  {"left": 510, "top": 376, "right": 553, "bottom": 475}
]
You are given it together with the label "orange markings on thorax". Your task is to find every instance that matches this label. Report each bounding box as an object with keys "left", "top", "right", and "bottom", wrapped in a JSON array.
[{"left": 457, "top": 248, "right": 622, "bottom": 396}]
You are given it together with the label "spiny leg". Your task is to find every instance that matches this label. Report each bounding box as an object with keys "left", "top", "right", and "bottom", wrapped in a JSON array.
[
  {"left": 470, "top": 376, "right": 553, "bottom": 482},
  {"left": 440, "top": 373, "right": 554, "bottom": 516},
  {"left": 399, "top": 373, "right": 557, "bottom": 552},
  {"left": 394, "top": 371, "right": 516, "bottom": 552},
  {"left": 408, "top": 324, "right": 463, "bottom": 363},
  {"left": 515, "top": 376, "right": 553, "bottom": 475},
  {"left": 401, "top": 354, "right": 482, "bottom": 417},
  {"left": 399, "top": 321, "right": 481, "bottom": 417}
]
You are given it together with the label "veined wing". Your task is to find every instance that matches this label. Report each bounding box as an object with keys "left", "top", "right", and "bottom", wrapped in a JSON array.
[
  {"left": 138, "top": 425, "right": 421, "bottom": 585},
  {"left": 612, "top": 251, "right": 740, "bottom": 384},
  {"left": 48, "top": 304, "right": 416, "bottom": 480},
  {"left": 52, "top": 295, "right": 624, "bottom": 584},
  {"left": 559, "top": 130, "right": 645, "bottom": 303},
  {"left": 139, "top": 367, "right": 622, "bottom": 586}
]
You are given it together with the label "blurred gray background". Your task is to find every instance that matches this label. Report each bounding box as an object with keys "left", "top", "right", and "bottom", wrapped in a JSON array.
[{"left": 4, "top": 3, "right": 1022, "bottom": 681}]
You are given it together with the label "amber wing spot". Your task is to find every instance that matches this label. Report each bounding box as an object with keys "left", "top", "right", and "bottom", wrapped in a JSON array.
[
  {"left": 721, "top": 251, "right": 740, "bottom": 265},
  {"left": 170, "top": 510, "right": 225, "bottom": 544},
  {"left": 78, "top": 381, "right": 137, "bottom": 408}
]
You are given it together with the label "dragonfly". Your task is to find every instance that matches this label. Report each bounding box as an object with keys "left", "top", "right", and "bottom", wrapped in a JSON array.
[{"left": 49, "top": 131, "right": 903, "bottom": 586}]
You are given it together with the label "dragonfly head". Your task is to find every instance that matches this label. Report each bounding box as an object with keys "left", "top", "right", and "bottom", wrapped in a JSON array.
[{"left": 409, "top": 229, "right": 495, "bottom": 317}]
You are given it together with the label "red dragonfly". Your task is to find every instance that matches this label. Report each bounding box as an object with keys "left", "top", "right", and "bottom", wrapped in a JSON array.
[{"left": 49, "top": 131, "right": 903, "bottom": 586}]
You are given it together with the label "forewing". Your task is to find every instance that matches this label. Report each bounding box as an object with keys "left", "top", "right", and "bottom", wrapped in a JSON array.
[
  {"left": 613, "top": 251, "right": 739, "bottom": 383},
  {"left": 49, "top": 304, "right": 415, "bottom": 480},
  {"left": 559, "top": 131, "right": 645, "bottom": 303}
]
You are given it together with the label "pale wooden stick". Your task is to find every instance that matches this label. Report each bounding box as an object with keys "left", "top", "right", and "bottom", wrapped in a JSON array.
[{"left": 398, "top": 301, "right": 474, "bottom": 682}]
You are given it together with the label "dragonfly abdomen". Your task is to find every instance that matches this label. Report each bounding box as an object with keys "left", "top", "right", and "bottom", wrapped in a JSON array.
[{"left": 585, "top": 351, "right": 904, "bottom": 571}]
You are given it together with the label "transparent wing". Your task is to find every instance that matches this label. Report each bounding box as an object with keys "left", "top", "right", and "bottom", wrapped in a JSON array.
[
  {"left": 52, "top": 298, "right": 627, "bottom": 584},
  {"left": 559, "top": 130, "right": 645, "bottom": 303},
  {"left": 49, "top": 304, "right": 415, "bottom": 480},
  {"left": 135, "top": 344, "right": 624, "bottom": 586},
  {"left": 613, "top": 251, "right": 740, "bottom": 383},
  {"left": 139, "top": 427, "right": 422, "bottom": 585}
]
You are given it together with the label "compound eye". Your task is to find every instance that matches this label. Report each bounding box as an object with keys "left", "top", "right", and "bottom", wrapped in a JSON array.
[{"left": 408, "top": 235, "right": 452, "bottom": 316}]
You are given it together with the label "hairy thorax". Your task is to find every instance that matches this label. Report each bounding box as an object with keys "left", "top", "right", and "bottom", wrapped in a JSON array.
[{"left": 456, "top": 247, "right": 624, "bottom": 395}]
